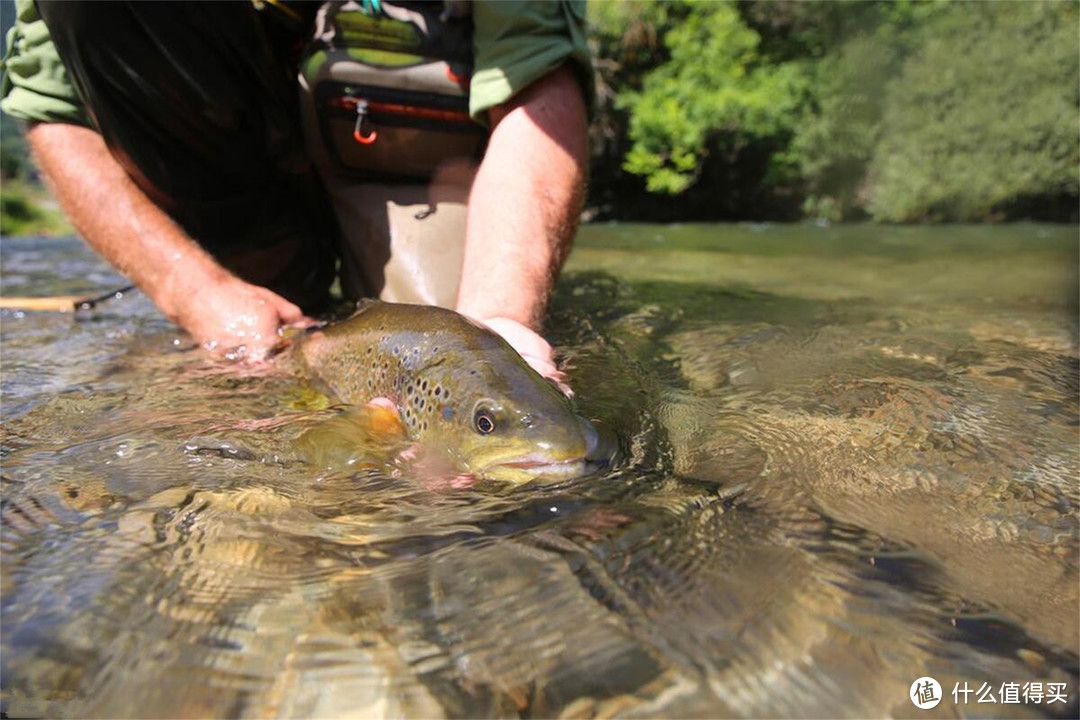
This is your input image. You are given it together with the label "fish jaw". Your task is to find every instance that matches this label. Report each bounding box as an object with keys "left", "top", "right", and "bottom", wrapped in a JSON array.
[
  {"left": 478, "top": 456, "right": 589, "bottom": 485},
  {"left": 455, "top": 442, "right": 586, "bottom": 484}
]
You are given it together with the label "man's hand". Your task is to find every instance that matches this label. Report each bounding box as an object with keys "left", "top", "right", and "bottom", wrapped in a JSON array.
[
  {"left": 167, "top": 274, "right": 315, "bottom": 360},
  {"left": 473, "top": 316, "right": 572, "bottom": 397}
]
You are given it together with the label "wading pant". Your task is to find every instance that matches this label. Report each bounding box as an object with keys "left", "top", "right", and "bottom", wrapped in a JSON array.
[{"left": 297, "top": 70, "right": 472, "bottom": 309}]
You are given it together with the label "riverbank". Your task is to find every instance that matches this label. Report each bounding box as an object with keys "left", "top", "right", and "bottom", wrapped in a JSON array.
[{"left": 0, "top": 180, "right": 72, "bottom": 237}]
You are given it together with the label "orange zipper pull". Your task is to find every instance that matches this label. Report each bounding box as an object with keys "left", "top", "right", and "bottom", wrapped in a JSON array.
[{"left": 353, "top": 100, "right": 378, "bottom": 144}]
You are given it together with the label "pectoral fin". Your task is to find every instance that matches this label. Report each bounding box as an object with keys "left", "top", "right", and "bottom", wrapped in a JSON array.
[{"left": 294, "top": 402, "right": 408, "bottom": 472}]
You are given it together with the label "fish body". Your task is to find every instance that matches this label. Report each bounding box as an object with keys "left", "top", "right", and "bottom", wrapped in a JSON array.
[{"left": 293, "top": 301, "right": 599, "bottom": 482}]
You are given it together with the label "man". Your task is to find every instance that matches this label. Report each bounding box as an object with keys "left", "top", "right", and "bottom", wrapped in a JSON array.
[{"left": 1, "top": 0, "right": 590, "bottom": 386}]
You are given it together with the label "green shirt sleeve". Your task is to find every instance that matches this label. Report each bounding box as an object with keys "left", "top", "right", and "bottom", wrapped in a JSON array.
[
  {"left": 1, "top": 0, "right": 90, "bottom": 125},
  {"left": 469, "top": 0, "right": 594, "bottom": 122}
]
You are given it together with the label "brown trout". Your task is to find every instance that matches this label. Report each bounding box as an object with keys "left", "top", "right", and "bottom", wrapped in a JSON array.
[{"left": 292, "top": 301, "right": 601, "bottom": 483}]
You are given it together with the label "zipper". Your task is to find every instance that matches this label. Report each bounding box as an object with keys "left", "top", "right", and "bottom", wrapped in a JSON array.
[{"left": 333, "top": 95, "right": 474, "bottom": 126}]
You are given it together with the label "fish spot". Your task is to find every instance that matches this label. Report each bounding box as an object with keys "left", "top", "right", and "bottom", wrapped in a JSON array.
[
  {"left": 420, "top": 379, "right": 428, "bottom": 392},
  {"left": 433, "top": 386, "right": 441, "bottom": 398},
  {"left": 442, "top": 406, "right": 454, "bottom": 420}
]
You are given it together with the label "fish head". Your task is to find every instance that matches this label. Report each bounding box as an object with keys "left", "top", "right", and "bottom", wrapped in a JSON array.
[{"left": 408, "top": 341, "right": 601, "bottom": 484}]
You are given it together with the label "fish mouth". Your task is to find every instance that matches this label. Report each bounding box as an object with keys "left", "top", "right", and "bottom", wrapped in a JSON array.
[
  {"left": 482, "top": 454, "right": 588, "bottom": 480},
  {"left": 502, "top": 456, "right": 587, "bottom": 474}
]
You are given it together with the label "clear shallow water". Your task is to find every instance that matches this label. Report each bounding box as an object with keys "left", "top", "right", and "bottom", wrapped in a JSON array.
[{"left": 1, "top": 225, "right": 1077, "bottom": 718}]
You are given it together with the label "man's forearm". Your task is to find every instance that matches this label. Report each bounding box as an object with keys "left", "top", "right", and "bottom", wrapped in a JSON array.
[
  {"left": 26, "top": 122, "right": 228, "bottom": 321},
  {"left": 27, "top": 123, "right": 309, "bottom": 357},
  {"left": 455, "top": 65, "right": 588, "bottom": 331}
]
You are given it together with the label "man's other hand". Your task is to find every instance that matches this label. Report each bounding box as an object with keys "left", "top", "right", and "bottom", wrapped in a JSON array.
[{"left": 172, "top": 275, "right": 315, "bottom": 361}]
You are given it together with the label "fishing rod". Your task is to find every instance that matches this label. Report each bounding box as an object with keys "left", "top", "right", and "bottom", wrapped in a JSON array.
[{"left": 0, "top": 284, "right": 137, "bottom": 313}]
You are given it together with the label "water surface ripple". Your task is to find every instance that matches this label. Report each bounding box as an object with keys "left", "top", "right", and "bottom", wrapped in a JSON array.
[{"left": 2, "top": 226, "right": 1077, "bottom": 718}]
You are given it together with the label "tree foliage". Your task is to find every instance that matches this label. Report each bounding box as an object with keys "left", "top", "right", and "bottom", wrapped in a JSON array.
[
  {"left": 866, "top": 1, "right": 1079, "bottom": 221},
  {"left": 588, "top": 0, "right": 1079, "bottom": 222},
  {"left": 617, "top": 2, "right": 809, "bottom": 195}
]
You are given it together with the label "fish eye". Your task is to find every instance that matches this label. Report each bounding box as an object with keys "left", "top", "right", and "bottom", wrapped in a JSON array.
[{"left": 474, "top": 408, "right": 496, "bottom": 435}]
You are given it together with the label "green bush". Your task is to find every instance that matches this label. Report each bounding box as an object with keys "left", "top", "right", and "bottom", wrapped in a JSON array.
[
  {"left": 867, "top": 1, "right": 1079, "bottom": 221},
  {"left": 617, "top": 1, "right": 810, "bottom": 195},
  {"left": 587, "top": 0, "right": 1078, "bottom": 222}
]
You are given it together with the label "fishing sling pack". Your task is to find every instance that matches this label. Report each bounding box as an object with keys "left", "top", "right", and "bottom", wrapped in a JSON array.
[{"left": 300, "top": 0, "right": 487, "bottom": 181}]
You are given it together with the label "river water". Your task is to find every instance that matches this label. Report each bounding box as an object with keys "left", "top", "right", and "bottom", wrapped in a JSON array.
[{"left": 2, "top": 224, "right": 1077, "bottom": 718}]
